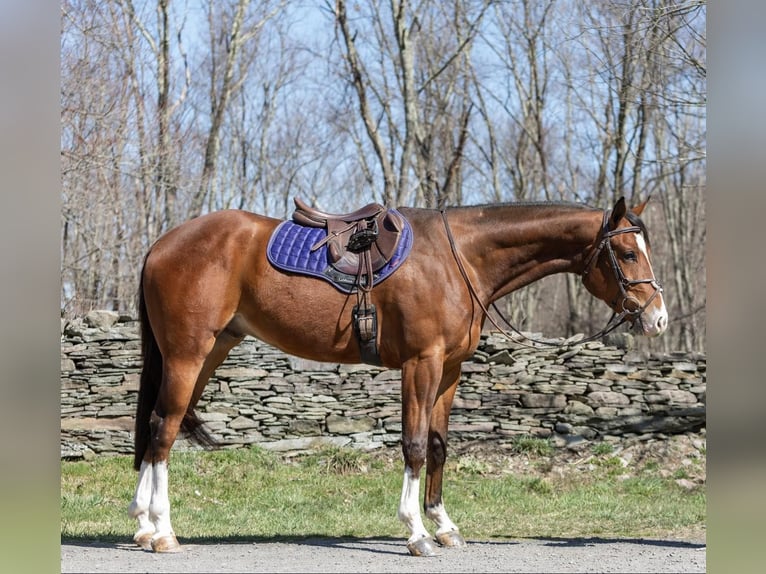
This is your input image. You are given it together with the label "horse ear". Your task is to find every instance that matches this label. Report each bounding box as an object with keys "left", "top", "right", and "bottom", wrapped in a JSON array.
[
  {"left": 609, "top": 196, "right": 627, "bottom": 229},
  {"left": 631, "top": 194, "right": 651, "bottom": 217}
]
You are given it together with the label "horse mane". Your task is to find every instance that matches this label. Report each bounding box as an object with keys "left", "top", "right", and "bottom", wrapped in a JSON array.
[
  {"left": 449, "top": 200, "right": 592, "bottom": 211},
  {"left": 448, "top": 200, "right": 651, "bottom": 245}
]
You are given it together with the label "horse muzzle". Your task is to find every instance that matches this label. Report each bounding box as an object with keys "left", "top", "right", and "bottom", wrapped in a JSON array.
[{"left": 634, "top": 298, "right": 668, "bottom": 337}]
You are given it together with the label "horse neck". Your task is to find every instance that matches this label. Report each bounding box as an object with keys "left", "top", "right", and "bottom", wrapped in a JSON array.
[{"left": 450, "top": 204, "right": 602, "bottom": 303}]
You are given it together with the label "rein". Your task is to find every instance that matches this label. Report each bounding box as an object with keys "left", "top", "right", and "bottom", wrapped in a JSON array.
[{"left": 439, "top": 208, "right": 662, "bottom": 349}]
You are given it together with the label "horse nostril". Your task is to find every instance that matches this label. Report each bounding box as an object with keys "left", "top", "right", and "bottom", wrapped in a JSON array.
[{"left": 657, "top": 315, "right": 667, "bottom": 331}]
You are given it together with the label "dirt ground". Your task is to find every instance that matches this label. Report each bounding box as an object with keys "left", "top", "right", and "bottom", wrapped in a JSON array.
[{"left": 450, "top": 431, "right": 707, "bottom": 487}]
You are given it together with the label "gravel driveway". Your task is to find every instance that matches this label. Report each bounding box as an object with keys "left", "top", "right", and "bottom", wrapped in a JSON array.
[{"left": 61, "top": 535, "right": 705, "bottom": 573}]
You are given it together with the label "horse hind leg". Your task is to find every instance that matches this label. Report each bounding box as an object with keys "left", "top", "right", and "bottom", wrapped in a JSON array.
[
  {"left": 130, "top": 332, "right": 242, "bottom": 552},
  {"left": 141, "top": 355, "right": 206, "bottom": 553},
  {"left": 128, "top": 460, "right": 155, "bottom": 549},
  {"left": 128, "top": 402, "right": 191, "bottom": 552}
]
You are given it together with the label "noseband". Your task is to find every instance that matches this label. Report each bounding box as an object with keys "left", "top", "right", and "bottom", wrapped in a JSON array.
[
  {"left": 581, "top": 209, "right": 663, "bottom": 334},
  {"left": 441, "top": 207, "right": 663, "bottom": 348}
]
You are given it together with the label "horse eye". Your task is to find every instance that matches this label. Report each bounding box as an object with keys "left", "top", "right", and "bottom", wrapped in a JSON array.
[{"left": 623, "top": 251, "right": 637, "bottom": 262}]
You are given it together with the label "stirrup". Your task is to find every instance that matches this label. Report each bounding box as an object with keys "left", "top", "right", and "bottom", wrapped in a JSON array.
[{"left": 352, "top": 304, "right": 381, "bottom": 365}]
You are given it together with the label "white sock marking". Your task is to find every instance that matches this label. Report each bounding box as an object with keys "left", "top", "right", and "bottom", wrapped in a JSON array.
[
  {"left": 128, "top": 461, "right": 155, "bottom": 538},
  {"left": 426, "top": 502, "right": 459, "bottom": 537},
  {"left": 149, "top": 461, "right": 174, "bottom": 538},
  {"left": 397, "top": 467, "right": 430, "bottom": 543}
]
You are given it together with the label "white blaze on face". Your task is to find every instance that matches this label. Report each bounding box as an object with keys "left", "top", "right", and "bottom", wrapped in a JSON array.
[{"left": 635, "top": 233, "right": 668, "bottom": 336}]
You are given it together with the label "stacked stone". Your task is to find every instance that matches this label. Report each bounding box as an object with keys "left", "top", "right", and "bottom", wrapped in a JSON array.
[
  {"left": 60, "top": 312, "right": 706, "bottom": 459},
  {"left": 61, "top": 311, "right": 142, "bottom": 459},
  {"left": 450, "top": 333, "right": 706, "bottom": 448}
]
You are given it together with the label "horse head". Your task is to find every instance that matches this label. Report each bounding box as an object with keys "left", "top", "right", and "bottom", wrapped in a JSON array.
[{"left": 581, "top": 196, "right": 668, "bottom": 337}]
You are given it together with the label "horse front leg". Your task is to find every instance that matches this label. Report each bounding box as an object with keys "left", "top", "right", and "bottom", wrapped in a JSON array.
[
  {"left": 398, "top": 354, "right": 443, "bottom": 557},
  {"left": 424, "top": 366, "right": 466, "bottom": 548}
]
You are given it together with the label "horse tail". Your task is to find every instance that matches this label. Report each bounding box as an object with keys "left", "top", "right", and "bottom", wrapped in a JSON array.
[
  {"left": 180, "top": 410, "right": 218, "bottom": 450},
  {"left": 134, "top": 258, "right": 161, "bottom": 471}
]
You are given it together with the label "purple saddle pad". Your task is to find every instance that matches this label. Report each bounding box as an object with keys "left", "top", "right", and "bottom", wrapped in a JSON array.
[{"left": 266, "top": 208, "right": 413, "bottom": 294}]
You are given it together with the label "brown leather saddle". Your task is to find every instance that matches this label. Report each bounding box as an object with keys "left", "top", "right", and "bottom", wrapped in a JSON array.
[
  {"left": 292, "top": 197, "right": 407, "bottom": 366},
  {"left": 292, "top": 197, "right": 405, "bottom": 278}
]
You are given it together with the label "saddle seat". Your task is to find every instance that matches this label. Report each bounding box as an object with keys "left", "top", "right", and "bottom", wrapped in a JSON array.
[
  {"left": 292, "top": 197, "right": 405, "bottom": 277},
  {"left": 292, "top": 197, "right": 386, "bottom": 226}
]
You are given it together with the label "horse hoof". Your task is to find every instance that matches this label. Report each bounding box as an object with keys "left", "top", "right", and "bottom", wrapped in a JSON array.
[
  {"left": 407, "top": 536, "right": 441, "bottom": 557},
  {"left": 151, "top": 534, "right": 182, "bottom": 553},
  {"left": 133, "top": 531, "right": 154, "bottom": 550},
  {"left": 437, "top": 530, "right": 466, "bottom": 547}
]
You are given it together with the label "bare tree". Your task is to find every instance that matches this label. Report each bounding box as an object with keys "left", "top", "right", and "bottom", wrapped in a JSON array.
[
  {"left": 191, "top": 0, "right": 287, "bottom": 217},
  {"left": 62, "top": 0, "right": 197, "bottom": 315},
  {"left": 62, "top": 0, "right": 142, "bottom": 315},
  {"left": 470, "top": 0, "right": 559, "bottom": 332},
  {"left": 482, "top": 0, "right": 556, "bottom": 201},
  {"left": 573, "top": 0, "right": 706, "bottom": 352},
  {"left": 61, "top": 0, "right": 705, "bottom": 352},
  {"left": 644, "top": 0, "right": 706, "bottom": 352},
  {"left": 332, "top": 0, "right": 490, "bottom": 208}
]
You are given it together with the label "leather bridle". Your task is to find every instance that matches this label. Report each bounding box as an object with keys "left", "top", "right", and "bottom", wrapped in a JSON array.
[
  {"left": 581, "top": 208, "right": 663, "bottom": 334},
  {"left": 441, "top": 207, "right": 663, "bottom": 348}
]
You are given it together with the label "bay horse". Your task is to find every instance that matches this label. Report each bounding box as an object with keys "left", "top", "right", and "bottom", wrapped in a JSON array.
[{"left": 129, "top": 196, "right": 667, "bottom": 556}]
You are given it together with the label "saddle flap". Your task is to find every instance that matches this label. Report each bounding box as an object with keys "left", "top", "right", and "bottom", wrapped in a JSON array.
[{"left": 375, "top": 210, "right": 404, "bottom": 254}]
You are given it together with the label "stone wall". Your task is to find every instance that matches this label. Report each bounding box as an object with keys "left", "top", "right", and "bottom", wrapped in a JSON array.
[{"left": 61, "top": 311, "right": 706, "bottom": 459}]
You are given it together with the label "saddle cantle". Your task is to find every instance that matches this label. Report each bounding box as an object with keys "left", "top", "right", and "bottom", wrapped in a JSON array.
[{"left": 292, "top": 197, "right": 405, "bottom": 276}]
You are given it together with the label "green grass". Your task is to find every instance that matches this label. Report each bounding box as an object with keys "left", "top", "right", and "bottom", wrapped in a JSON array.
[
  {"left": 61, "top": 445, "right": 705, "bottom": 544},
  {"left": 509, "top": 435, "right": 555, "bottom": 456},
  {"left": 591, "top": 442, "right": 615, "bottom": 456}
]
